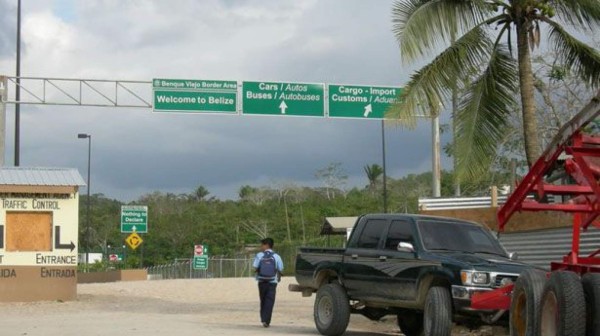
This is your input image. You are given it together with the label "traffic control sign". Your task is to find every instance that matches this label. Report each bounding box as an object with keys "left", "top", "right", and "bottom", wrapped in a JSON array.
[
  {"left": 193, "top": 255, "right": 208, "bottom": 270},
  {"left": 153, "top": 78, "right": 237, "bottom": 114},
  {"left": 328, "top": 84, "right": 401, "bottom": 119},
  {"left": 194, "top": 244, "right": 209, "bottom": 256},
  {"left": 121, "top": 205, "right": 148, "bottom": 233},
  {"left": 242, "top": 81, "right": 324, "bottom": 117},
  {"left": 125, "top": 232, "right": 143, "bottom": 250}
]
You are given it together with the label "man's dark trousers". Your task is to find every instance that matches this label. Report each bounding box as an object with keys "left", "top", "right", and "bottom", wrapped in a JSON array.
[{"left": 258, "top": 281, "right": 277, "bottom": 324}]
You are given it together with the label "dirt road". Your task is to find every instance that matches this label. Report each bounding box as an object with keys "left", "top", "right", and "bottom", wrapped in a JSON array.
[{"left": 0, "top": 277, "right": 506, "bottom": 336}]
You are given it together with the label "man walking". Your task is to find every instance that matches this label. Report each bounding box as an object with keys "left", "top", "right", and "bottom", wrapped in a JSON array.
[{"left": 253, "top": 237, "right": 284, "bottom": 328}]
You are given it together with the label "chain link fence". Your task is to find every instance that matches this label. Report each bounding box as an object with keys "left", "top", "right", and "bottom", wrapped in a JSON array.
[{"left": 146, "top": 257, "right": 255, "bottom": 280}]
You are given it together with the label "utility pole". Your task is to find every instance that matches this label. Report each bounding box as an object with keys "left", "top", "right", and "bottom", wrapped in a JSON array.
[
  {"left": 0, "top": 76, "right": 6, "bottom": 166},
  {"left": 432, "top": 109, "right": 441, "bottom": 198},
  {"left": 381, "top": 119, "right": 388, "bottom": 213},
  {"left": 15, "top": 0, "right": 21, "bottom": 166}
]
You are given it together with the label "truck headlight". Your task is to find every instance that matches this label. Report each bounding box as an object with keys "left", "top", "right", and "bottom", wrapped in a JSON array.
[{"left": 461, "top": 271, "right": 490, "bottom": 286}]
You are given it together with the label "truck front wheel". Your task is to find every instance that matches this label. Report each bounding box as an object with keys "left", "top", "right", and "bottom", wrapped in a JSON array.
[
  {"left": 423, "top": 286, "right": 452, "bottom": 336},
  {"left": 314, "top": 283, "right": 350, "bottom": 336}
]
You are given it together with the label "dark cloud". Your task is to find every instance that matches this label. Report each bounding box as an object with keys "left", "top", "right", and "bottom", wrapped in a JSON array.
[
  {"left": 0, "top": 1, "right": 17, "bottom": 58},
  {"left": 2, "top": 0, "right": 451, "bottom": 201}
]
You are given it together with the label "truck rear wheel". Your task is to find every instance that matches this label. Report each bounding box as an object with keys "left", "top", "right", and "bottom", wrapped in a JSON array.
[
  {"left": 540, "top": 271, "right": 585, "bottom": 336},
  {"left": 314, "top": 283, "right": 350, "bottom": 336},
  {"left": 510, "top": 268, "right": 547, "bottom": 336},
  {"left": 582, "top": 273, "right": 600, "bottom": 336},
  {"left": 423, "top": 286, "right": 451, "bottom": 336},
  {"left": 397, "top": 310, "right": 424, "bottom": 336}
]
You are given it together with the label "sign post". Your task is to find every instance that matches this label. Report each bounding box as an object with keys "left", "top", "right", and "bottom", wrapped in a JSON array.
[
  {"left": 121, "top": 205, "right": 148, "bottom": 233},
  {"left": 153, "top": 78, "right": 238, "bottom": 113},
  {"left": 242, "top": 81, "right": 324, "bottom": 117},
  {"left": 328, "top": 84, "right": 401, "bottom": 119}
]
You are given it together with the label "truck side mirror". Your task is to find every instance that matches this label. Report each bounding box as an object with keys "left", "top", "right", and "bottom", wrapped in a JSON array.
[
  {"left": 509, "top": 252, "right": 519, "bottom": 260},
  {"left": 397, "top": 242, "right": 415, "bottom": 253}
]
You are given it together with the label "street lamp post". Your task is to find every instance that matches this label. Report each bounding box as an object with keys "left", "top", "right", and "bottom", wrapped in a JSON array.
[
  {"left": 381, "top": 119, "right": 388, "bottom": 213},
  {"left": 78, "top": 133, "right": 91, "bottom": 269}
]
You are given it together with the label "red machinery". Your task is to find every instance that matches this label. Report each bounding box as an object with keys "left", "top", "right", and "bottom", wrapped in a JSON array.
[{"left": 471, "top": 90, "right": 600, "bottom": 311}]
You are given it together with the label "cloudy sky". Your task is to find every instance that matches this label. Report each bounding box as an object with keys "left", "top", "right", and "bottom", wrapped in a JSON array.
[{"left": 0, "top": 0, "right": 451, "bottom": 201}]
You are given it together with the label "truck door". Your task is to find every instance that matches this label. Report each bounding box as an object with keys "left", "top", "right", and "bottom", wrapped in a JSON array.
[
  {"left": 375, "top": 219, "right": 421, "bottom": 301},
  {"left": 343, "top": 218, "right": 387, "bottom": 299}
]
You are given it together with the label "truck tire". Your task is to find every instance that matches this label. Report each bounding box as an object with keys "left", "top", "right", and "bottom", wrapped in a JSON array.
[
  {"left": 423, "top": 286, "right": 452, "bottom": 336},
  {"left": 314, "top": 283, "right": 350, "bottom": 336},
  {"left": 397, "top": 310, "right": 424, "bottom": 336},
  {"left": 582, "top": 273, "right": 600, "bottom": 336},
  {"left": 510, "top": 268, "right": 547, "bottom": 336},
  {"left": 540, "top": 271, "right": 585, "bottom": 336}
]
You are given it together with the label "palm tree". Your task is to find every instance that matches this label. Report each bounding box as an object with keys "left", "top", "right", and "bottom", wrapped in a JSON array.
[
  {"left": 364, "top": 164, "right": 384, "bottom": 191},
  {"left": 389, "top": 0, "right": 600, "bottom": 180}
]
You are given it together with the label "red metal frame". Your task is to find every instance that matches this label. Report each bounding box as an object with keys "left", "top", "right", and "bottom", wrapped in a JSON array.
[{"left": 472, "top": 91, "right": 600, "bottom": 310}]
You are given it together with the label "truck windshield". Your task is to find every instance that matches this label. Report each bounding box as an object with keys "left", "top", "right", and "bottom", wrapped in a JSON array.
[{"left": 417, "top": 220, "right": 507, "bottom": 257}]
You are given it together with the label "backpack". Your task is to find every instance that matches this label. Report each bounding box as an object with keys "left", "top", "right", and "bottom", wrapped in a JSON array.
[{"left": 257, "top": 251, "right": 277, "bottom": 281}]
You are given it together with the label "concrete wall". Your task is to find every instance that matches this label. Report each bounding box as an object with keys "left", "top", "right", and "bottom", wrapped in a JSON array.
[
  {"left": 420, "top": 208, "right": 572, "bottom": 232},
  {"left": 77, "top": 269, "right": 147, "bottom": 284}
]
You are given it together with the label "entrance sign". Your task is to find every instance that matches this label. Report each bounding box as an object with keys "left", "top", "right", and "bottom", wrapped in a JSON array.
[
  {"left": 328, "top": 84, "right": 401, "bottom": 119},
  {"left": 121, "top": 205, "right": 148, "bottom": 233},
  {"left": 153, "top": 78, "right": 237, "bottom": 113},
  {"left": 242, "top": 81, "right": 324, "bottom": 117}
]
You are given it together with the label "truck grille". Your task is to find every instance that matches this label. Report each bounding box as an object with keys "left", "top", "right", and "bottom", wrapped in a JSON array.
[{"left": 493, "top": 274, "right": 518, "bottom": 288}]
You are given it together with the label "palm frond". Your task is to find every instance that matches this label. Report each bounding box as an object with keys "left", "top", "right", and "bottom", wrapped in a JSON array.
[
  {"left": 392, "top": 0, "right": 496, "bottom": 63},
  {"left": 386, "top": 27, "right": 494, "bottom": 125},
  {"left": 551, "top": 0, "right": 600, "bottom": 29},
  {"left": 543, "top": 17, "right": 600, "bottom": 88},
  {"left": 454, "top": 45, "right": 518, "bottom": 181}
]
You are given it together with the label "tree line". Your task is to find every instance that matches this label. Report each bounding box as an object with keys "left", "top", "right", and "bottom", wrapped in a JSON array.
[{"left": 78, "top": 166, "right": 510, "bottom": 271}]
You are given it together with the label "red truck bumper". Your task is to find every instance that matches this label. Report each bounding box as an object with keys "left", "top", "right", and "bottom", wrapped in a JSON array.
[{"left": 470, "top": 284, "right": 514, "bottom": 310}]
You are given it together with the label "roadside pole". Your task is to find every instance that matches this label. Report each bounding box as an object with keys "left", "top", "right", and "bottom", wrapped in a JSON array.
[
  {"left": 432, "top": 113, "right": 441, "bottom": 197},
  {"left": 0, "top": 76, "right": 6, "bottom": 166}
]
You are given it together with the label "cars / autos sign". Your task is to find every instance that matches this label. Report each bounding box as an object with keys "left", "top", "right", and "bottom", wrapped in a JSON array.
[{"left": 242, "top": 81, "right": 324, "bottom": 117}]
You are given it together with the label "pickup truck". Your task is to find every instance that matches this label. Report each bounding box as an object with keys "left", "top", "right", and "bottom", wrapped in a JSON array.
[{"left": 289, "top": 214, "right": 534, "bottom": 336}]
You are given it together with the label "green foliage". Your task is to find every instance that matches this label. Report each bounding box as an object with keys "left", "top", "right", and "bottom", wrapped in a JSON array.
[
  {"left": 389, "top": 0, "right": 600, "bottom": 177},
  {"left": 78, "top": 167, "right": 512, "bottom": 269}
]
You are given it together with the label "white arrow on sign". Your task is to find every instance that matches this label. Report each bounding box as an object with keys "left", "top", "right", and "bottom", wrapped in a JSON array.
[
  {"left": 363, "top": 104, "right": 373, "bottom": 117},
  {"left": 279, "top": 101, "right": 288, "bottom": 114},
  {"left": 132, "top": 225, "right": 137, "bottom": 232}
]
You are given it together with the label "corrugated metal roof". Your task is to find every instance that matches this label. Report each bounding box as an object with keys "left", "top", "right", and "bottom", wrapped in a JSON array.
[{"left": 0, "top": 167, "right": 86, "bottom": 186}]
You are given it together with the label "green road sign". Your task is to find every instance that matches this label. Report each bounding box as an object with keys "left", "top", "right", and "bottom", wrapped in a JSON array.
[
  {"left": 153, "top": 78, "right": 237, "bottom": 113},
  {"left": 193, "top": 255, "right": 209, "bottom": 270},
  {"left": 242, "top": 81, "right": 324, "bottom": 117},
  {"left": 121, "top": 205, "right": 148, "bottom": 233},
  {"left": 328, "top": 84, "right": 401, "bottom": 119}
]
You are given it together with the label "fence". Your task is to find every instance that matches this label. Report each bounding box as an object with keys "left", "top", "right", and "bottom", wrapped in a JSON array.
[{"left": 146, "top": 257, "right": 254, "bottom": 280}]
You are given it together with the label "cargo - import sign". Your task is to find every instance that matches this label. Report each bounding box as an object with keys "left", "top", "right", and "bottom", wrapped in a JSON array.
[
  {"left": 328, "top": 84, "right": 401, "bottom": 119},
  {"left": 242, "top": 81, "right": 324, "bottom": 117},
  {"left": 121, "top": 205, "right": 148, "bottom": 233},
  {"left": 153, "top": 78, "right": 237, "bottom": 113}
]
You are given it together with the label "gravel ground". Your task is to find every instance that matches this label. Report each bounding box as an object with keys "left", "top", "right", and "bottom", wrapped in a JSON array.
[{"left": 0, "top": 277, "right": 508, "bottom": 336}]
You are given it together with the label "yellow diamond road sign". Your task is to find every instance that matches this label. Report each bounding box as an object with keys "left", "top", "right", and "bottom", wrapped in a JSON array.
[{"left": 125, "top": 232, "right": 143, "bottom": 250}]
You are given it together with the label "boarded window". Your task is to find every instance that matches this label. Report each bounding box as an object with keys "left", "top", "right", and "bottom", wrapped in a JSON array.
[{"left": 6, "top": 211, "right": 52, "bottom": 252}]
